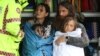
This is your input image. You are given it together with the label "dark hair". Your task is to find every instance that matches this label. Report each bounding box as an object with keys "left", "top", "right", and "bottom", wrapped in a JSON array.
[
  {"left": 35, "top": 3, "right": 50, "bottom": 17},
  {"left": 34, "top": 3, "right": 50, "bottom": 27},
  {"left": 52, "top": 1, "right": 75, "bottom": 30},
  {"left": 60, "top": 17, "right": 78, "bottom": 32},
  {"left": 57, "top": 1, "right": 75, "bottom": 17},
  {"left": 32, "top": 3, "right": 51, "bottom": 31}
]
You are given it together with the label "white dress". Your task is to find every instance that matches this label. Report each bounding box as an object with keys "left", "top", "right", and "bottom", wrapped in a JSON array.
[{"left": 53, "top": 28, "right": 85, "bottom": 56}]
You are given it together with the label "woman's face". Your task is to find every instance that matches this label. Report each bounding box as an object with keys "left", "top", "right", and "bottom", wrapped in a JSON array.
[
  {"left": 35, "top": 5, "right": 48, "bottom": 19},
  {"left": 58, "top": 5, "right": 69, "bottom": 19},
  {"left": 64, "top": 20, "right": 75, "bottom": 32}
]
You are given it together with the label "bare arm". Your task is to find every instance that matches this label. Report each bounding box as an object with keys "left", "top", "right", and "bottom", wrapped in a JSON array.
[{"left": 67, "top": 23, "right": 89, "bottom": 47}]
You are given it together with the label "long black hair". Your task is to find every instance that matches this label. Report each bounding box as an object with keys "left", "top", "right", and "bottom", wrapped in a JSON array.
[{"left": 32, "top": 3, "right": 51, "bottom": 30}]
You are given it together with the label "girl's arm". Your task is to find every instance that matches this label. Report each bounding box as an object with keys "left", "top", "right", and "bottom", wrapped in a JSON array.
[{"left": 67, "top": 23, "right": 89, "bottom": 47}]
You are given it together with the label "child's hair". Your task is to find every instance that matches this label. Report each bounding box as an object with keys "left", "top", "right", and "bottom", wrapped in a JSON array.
[{"left": 60, "top": 17, "right": 78, "bottom": 32}]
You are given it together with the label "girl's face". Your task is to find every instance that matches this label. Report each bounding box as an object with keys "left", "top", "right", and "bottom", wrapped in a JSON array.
[
  {"left": 58, "top": 5, "right": 69, "bottom": 19},
  {"left": 64, "top": 20, "right": 75, "bottom": 32},
  {"left": 35, "top": 5, "right": 48, "bottom": 19}
]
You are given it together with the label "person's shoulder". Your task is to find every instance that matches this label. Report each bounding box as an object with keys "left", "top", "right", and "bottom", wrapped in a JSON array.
[{"left": 77, "top": 23, "right": 85, "bottom": 28}]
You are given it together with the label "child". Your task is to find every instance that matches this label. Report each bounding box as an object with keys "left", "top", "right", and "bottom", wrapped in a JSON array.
[
  {"left": 53, "top": 17, "right": 85, "bottom": 56},
  {"left": 33, "top": 24, "right": 51, "bottom": 39}
]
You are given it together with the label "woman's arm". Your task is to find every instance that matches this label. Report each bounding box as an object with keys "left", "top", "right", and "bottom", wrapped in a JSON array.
[{"left": 67, "top": 23, "right": 89, "bottom": 47}]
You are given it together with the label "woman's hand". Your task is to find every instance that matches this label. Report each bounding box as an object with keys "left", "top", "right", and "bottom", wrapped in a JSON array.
[{"left": 55, "top": 36, "right": 67, "bottom": 46}]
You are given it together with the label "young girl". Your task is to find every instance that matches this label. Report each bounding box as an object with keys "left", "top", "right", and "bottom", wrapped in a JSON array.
[
  {"left": 53, "top": 17, "right": 84, "bottom": 56},
  {"left": 52, "top": 1, "right": 89, "bottom": 48}
]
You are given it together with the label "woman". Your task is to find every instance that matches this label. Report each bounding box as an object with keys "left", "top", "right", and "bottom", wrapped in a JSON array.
[
  {"left": 52, "top": 1, "right": 89, "bottom": 48},
  {"left": 21, "top": 3, "right": 55, "bottom": 56}
]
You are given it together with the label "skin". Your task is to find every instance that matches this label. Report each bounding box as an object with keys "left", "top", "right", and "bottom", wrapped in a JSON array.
[
  {"left": 64, "top": 20, "right": 75, "bottom": 32},
  {"left": 35, "top": 5, "right": 48, "bottom": 24},
  {"left": 55, "top": 5, "right": 70, "bottom": 45},
  {"left": 35, "top": 5, "right": 48, "bottom": 36},
  {"left": 56, "top": 20, "right": 76, "bottom": 45},
  {"left": 59, "top": 5, "right": 69, "bottom": 19}
]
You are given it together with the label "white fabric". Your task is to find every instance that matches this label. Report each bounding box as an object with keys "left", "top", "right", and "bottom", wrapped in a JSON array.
[{"left": 53, "top": 28, "right": 84, "bottom": 56}]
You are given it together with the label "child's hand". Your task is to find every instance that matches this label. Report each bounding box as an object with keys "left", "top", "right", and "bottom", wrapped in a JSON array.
[
  {"left": 55, "top": 36, "right": 67, "bottom": 46},
  {"left": 35, "top": 26, "right": 44, "bottom": 36}
]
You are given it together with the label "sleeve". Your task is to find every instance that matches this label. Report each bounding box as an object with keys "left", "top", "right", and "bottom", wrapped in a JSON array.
[
  {"left": 6, "top": 0, "right": 28, "bottom": 37},
  {"left": 67, "top": 23, "right": 90, "bottom": 48}
]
